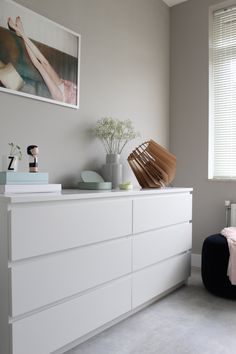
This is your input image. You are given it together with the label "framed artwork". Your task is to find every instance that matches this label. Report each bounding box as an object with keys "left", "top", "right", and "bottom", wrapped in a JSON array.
[{"left": 0, "top": 0, "right": 80, "bottom": 109}]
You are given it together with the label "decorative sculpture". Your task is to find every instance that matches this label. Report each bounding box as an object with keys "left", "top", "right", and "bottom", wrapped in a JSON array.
[
  {"left": 127, "top": 140, "right": 176, "bottom": 188},
  {"left": 27, "top": 145, "right": 39, "bottom": 173}
]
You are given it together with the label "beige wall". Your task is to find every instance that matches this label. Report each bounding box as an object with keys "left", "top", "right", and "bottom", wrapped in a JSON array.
[
  {"left": 3, "top": 0, "right": 230, "bottom": 255},
  {"left": 0, "top": 0, "right": 170, "bottom": 187},
  {"left": 170, "top": 0, "right": 236, "bottom": 254}
]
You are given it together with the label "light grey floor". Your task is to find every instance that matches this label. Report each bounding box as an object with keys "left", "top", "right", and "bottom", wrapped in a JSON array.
[{"left": 66, "top": 269, "right": 236, "bottom": 354}]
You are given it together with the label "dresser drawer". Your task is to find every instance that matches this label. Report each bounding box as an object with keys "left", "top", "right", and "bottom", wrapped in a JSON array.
[
  {"left": 10, "top": 199, "right": 132, "bottom": 260},
  {"left": 133, "top": 222, "right": 192, "bottom": 271},
  {"left": 11, "top": 277, "right": 131, "bottom": 354},
  {"left": 132, "top": 252, "right": 190, "bottom": 308},
  {"left": 133, "top": 193, "right": 192, "bottom": 233},
  {"left": 10, "top": 237, "right": 131, "bottom": 317}
]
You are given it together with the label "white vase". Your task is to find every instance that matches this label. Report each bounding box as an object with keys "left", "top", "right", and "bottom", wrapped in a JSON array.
[
  {"left": 2, "top": 155, "right": 19, "bottom": 172},
  {"left": 102, "top": 154, "right": 123, "bottom": 189}
]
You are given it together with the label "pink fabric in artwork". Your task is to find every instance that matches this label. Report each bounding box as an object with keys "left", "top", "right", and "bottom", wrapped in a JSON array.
[
  {"left": 61, "top": 79, "right": 77, "bottom": 105},
  {"left": 221, "top": 227, "right": 236, "bottom": 285}
]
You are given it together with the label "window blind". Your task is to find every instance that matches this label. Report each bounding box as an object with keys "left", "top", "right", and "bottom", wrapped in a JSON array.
[{"left": 209, "top": 6, "right": 236, "bottom": 179}]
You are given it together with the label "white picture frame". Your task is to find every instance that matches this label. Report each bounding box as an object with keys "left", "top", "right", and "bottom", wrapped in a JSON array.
[{"left": 0, "top": 0, "right": 81, "bottom": 109}]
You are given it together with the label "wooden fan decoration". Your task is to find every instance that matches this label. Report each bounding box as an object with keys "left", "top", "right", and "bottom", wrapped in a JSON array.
[{"left": 127, "top": 140, "right": 176, "bottom": 188}]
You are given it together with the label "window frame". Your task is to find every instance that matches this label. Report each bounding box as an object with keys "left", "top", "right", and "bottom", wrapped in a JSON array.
[{"left": 208, "top": 0, "right": 236, "bottom": 181}]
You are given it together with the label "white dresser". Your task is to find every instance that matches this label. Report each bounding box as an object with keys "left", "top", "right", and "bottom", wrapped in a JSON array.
[{"left": 0, "top": 188, "right": 192, "bottom": 354}]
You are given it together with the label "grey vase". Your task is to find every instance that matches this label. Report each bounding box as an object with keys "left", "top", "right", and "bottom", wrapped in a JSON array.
[{"left": 102, "top": 154, "right": 123, "bottom": 189}]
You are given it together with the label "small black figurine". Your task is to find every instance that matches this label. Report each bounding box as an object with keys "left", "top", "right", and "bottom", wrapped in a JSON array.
[{"left": 27, "top": 145, "right": 39, "bottom": 173}]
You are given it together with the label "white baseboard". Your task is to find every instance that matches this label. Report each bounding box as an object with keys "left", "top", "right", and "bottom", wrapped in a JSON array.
[{"left": 191, "top": 253, "right": 201, "bottom": 269}]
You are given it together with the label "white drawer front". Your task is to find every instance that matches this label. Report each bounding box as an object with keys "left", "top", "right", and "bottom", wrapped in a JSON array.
[
  {"left": 133, "top": 193, "right": 192, "bottom": 233},
  {"left": 10, "top": 237, "right": 131, "bottom": 317},
  {"left": 10, "top": 199, "right": 132, "bottom": 260},
  {"left": 132, "top": 252, "right": 190, "bottom": 308},
  {"left": 11, "top": 277, "right": 131, "bottom": 354},
  {"left": 133, "top": 223, "right": 192, "bottom": 271}
]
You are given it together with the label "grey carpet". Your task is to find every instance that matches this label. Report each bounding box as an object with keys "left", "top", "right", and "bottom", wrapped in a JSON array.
[{"left": 66, "top": 270, "right": 236, "bottom": 354}]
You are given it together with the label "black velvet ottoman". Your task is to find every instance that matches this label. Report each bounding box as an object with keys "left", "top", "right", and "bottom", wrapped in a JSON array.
[{"left": 201, "top": 234, "right": 236, "bottom": 299}]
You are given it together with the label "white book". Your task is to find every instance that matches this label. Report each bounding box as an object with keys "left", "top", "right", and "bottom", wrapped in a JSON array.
[{"left": 0, "top": 184, "right": 62, "bottom": 194}]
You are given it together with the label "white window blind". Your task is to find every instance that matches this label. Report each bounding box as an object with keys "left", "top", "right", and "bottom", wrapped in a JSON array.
[{"left": 209, "top": 5, "right": 236, "bottom": 179}]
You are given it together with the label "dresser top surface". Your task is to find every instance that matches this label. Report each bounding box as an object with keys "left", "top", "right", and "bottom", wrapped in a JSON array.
[{"left": 0, "top": 187, "right": 193, "bottom": 204}]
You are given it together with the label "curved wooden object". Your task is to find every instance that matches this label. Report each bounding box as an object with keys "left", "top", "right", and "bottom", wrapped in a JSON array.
[{"left": 127, "top": 140, "right": 176, "bottom": 188}]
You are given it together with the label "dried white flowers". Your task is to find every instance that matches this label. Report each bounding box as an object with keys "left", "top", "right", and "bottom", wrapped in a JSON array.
[{"left": 94, "top": 117, "right": 139, "bottom": 154}]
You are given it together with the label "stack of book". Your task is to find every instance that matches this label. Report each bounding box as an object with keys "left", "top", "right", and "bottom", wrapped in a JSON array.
[{"left": 0, "top": 172, "right": 61, "bottom": 194}]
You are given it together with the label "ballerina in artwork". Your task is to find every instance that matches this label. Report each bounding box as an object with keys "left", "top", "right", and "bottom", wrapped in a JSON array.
[{"left": 8, "top": 16, "right": 77, "bottom": 105}]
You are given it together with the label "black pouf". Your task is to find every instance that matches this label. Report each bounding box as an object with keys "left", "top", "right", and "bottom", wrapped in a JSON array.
[{"left": 201, "top": 234, "right": 236, "bottom": 299}]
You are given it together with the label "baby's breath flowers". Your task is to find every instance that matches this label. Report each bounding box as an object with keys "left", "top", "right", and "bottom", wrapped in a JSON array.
[
  {"left": 8, "top": 142, "right": 22, "bottom": 160},
  {"left": 94, "top": 117, "right": 139, "bottom": 154}
]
